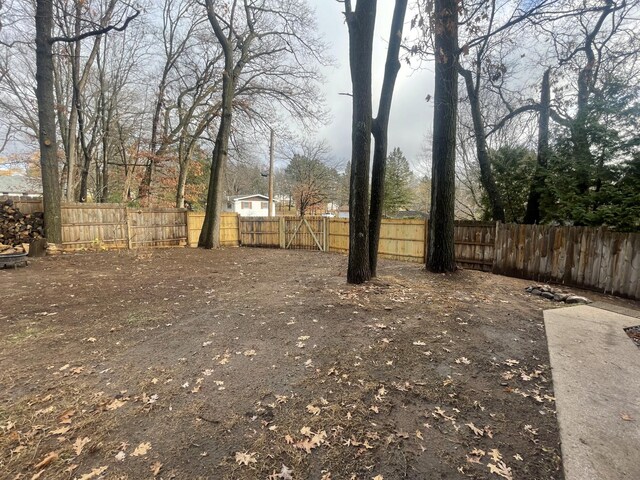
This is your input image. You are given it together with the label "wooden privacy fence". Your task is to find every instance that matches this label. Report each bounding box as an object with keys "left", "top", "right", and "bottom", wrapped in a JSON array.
[
  {"left": 329, "top": 218, "right": 496, "bottom": 270},
  {"left": 204, "top": 216, "right": 637, "bottom": 298},
  {"left": 187, "top": 212, "right": 239, "bottom": 247},
  {"left": 494, "top": 223, "right": 640, "bottom": 299},
  {"left": 61, "top": 203, "right": 187, "bottom": 249},
  {"left": 8, "top": 200, "right": 637, "bottom": 298}
]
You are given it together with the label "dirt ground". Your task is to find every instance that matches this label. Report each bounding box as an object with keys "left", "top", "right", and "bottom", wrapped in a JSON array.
[{"left": 1, "top": 248, "right": 637, "bottom": 480}]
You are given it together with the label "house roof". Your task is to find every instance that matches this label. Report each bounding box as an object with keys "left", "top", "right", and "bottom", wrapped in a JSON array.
[
  {"left": 0, "top": 175, "right": 43, "bottom": 195},
  {"left": 229, "top": 194, "right": 276, "bottom": 202}
]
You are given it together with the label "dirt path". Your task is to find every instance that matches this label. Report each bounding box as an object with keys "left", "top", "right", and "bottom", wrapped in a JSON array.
[{"left": 2, "top": 248, "right": 634, "bottom": 479}]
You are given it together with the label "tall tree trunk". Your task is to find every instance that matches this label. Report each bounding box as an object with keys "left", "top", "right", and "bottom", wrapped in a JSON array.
[
  {"left": 176, "top": 137, "right": 195, "bottom": 208},
  {"left": 35, "top": 0, "right": 62, "bottom": 243},
  {"left": 459, "top": 68, "right": 505, "bottom": 222},
  {"left": 369, "top": 0, "right": 408, "bottom": 277},
  {"left": 65, "top": 6, "right": 82, "bottom": 202},
  {"left": 77, "top": 94, "right": 93, "bottom": 201},
  {"left": 345, "top": 0, "right": 377, "bottom": 284},
  {"left": 198, "top": 71, "right": 233, "bottom": 248},
  {"left": 524, "top": 68, "right": 550, "bottom": 224},
  {"left": 140, "top": 70, "right": 169, "bottom": 203},
  {"left": 427, "top": 0, "right": 458, "bottom": 273}
]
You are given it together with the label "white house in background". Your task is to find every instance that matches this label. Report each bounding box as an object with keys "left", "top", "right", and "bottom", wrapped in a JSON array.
[{"left": 225, "top": 194, "right": 276, "bottom": 216}]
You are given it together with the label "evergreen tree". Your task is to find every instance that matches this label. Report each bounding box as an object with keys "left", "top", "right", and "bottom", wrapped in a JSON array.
[
  {"left": 383, "top": 147, "right": 414, "bottom": 215},
  {"left": 483, "top": 146, "right": 536, "bottom": 223}
]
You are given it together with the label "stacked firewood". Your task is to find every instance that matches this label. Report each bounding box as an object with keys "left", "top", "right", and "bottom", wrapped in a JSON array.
[{"left": 0, "top": 199, "right": 44, "bottom": 253}]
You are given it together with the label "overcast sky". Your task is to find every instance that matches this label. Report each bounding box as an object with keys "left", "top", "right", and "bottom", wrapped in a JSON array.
[{"left": 307, "top": 0, "right": 435, "bottom": 171}]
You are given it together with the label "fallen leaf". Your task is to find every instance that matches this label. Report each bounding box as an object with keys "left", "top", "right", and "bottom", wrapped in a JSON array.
[
  {"left": 306, "top": 404, "right": 320, "bottom": 415},
  {"left": 621, "top": 413, "right": 635, "bottom": 421},
  {"left": 489, "top": 448, "right": 502, "bottom": 462},
  {"left": 373, "top": 476, "right": 384, "bottom": 480},
  {"left": 295, "top": 438, "right": 316, "bottom": 454},
  {"left": 115, "top": 451, "right": 126, "bottom": 461},
  {"left": 34, "top": 451, "right": 58, "bottom": 470},
  {"left": 278, "top": 464, "right": 293, "bottom": 480},
  {"left": 131, "top": 442, "right": 151, "bottom": 457},
  {"left": 465, "top": 422, "right": 484, "bottom": 436},
  {"left": 106, "top": 399, "right": 126, "bottom": 410},
  {"left": 77, "top": 466, "right": 108, "bottom": 480},
  {"left": 150, "top": 461, "right": 162, "bottom": 476},
  {"left": 243, "top": 349, "right": 256, "bottom": 356},
  {"left": 284, "top": 434, "right": 294, "bottom": 444},
  {"left": 488, "top": 460, "right": 513, "bottom": 480},
  {"left": 73, "top": 437, "right": 90, "bottom": 455},
  {"left": 235, "top": 451, "right": 257, "bottom": 466},
  {"left": 50, "top": 426, "right": 70, "bottom": 436}
]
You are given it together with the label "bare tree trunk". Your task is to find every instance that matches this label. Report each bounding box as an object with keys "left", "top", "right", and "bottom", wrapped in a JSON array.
[
  {"left": 140, "top": 71, "right": 169, "bottom": 203},
  {"left": 524, "top": 68, "right": 550, "bottom": 224},
  {"left": 345, "top": 0, "right": 376, "bottom": 284},
  {"left": 427, "top": 0, "right": 458, "bottom": 273},
  {"left": 268, "top": 127, "right": 275, "bottom": 217},
  {"left": 66, "top": 21, "right": 81, "bottom": 202},
  {"left": 35, "top": 0, "right": 62, "bottom": 243},
  {"left": 198, "top": 123, "right": 230, "bottom": 247},
  {"left": 369, "top": 0, "right": 407, "bottom": 277},
  {"left": 77, "top": 94, "right": 93, "bottom": 201},
  {"left": 460, "top": 67, "right": 505, "bottom": 222},
  {"left": 198, "top": 70, "right": 233, "bottom": 248},
  {"left": 176, "top": 137, "right": 195, "bottom": 208}
]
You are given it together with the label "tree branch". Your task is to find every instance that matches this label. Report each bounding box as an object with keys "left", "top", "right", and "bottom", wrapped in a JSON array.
[{"left": 50, "top": 9, "right": 140, "bottom": 44}]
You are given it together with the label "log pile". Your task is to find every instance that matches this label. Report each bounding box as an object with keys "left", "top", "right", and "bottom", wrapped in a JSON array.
[{"left": 0, "top": 199, "right": 45, "bottom": 253}]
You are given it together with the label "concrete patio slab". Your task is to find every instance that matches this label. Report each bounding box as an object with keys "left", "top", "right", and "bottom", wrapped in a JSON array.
[{"left": 544, "top": 305, "right": 640, "bottom": 480}]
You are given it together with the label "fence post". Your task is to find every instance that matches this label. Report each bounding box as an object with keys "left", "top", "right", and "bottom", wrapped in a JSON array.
[
  {"left": 323, "top": 217, "right": 328, "bottom": 252},
  {"left": 279, "top": 217, "right": 286, "bottom": 249},
  {"left": 124, "top": 207, "right": 133, "bottom": 250},
  {"left": 492, "top": 221, "right": 500, "bottom": 273}
]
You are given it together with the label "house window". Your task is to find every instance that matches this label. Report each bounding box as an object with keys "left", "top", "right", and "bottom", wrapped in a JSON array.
[
  {"left": 241, "top": 201, "right": 251, "bottom": 209},
  {"left": 261, "top": 202, "right": 268, "bottom": 209}
]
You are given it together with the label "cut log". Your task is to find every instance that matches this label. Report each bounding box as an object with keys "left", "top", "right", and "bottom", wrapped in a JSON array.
[{"left": 1, "top": 199, "right": 44, "bottom": 247}]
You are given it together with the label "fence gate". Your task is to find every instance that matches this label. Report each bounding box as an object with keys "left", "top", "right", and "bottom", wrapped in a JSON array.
[{"left": 285, "top": 216, "right": 326, "bottom": 251}]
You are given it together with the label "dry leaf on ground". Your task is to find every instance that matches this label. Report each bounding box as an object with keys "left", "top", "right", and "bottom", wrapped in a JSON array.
[
  {"left": 73, "top": 437, "right": 90, "bottom": 455},
  {"left": 488, "top": 461, "right": 513, "bottom": 480},
  {"left": 131, "top": 442, "right": 151, "bottom": 457},
  {"left": 150, "top": 461, "right": 162, "bottom": 476},
  {"left": 34, "top": 451, "right": 58, "bottom": 470},
  {"left": 77, "top": 466, "right": 108, "bottom": 480},
  {"left": 235, "top": 451, "right": 257, "bottom": 466}
]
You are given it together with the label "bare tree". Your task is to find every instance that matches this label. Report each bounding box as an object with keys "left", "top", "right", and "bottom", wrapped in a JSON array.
[
  {"left": 284, "top": 141, "right": 336, "bottom": 216},
  {"left": 368, "top": 0, "right": 408, "bottom": 277},
  {"left": 198, "top": 0, "right": 327, "bottom": 249},
  {"left": 342, "top": 0, "right": 408, "bottom": 281},
  {"left": 33, "top": 0, "right": 138, "bottom": 241}
]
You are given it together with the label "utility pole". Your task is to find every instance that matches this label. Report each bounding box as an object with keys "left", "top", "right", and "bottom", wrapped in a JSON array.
[{"left": 268, "top": 127, "right": 275, "bottom": 217}]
